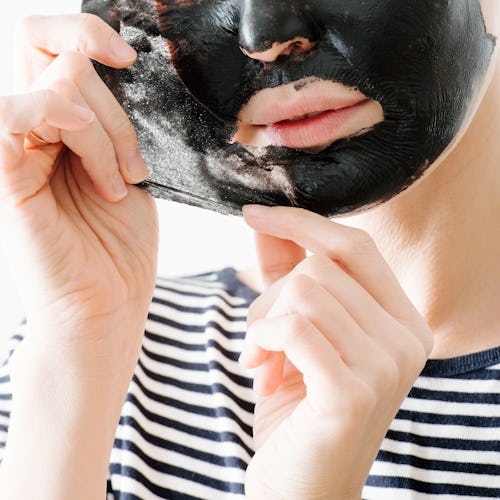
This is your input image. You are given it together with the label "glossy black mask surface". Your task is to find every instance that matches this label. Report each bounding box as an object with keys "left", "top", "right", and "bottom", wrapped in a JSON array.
[{"left": 82, "top": 0, "right": 494, "bottom": 216}]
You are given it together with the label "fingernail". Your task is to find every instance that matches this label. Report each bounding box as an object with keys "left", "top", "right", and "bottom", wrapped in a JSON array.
[
  {"left": 242, "top": 204, "right": 270, "bottom": 219},
  {"left": 74, "top": 105, "right": 95, "bottom": 123},
  {"left": 112, "top": 172, "right": 128, "bottom": 199},
  {"left": 110, "top": 34, "right": 137, "bottom": 61},
  {"left": 127, "top": 151, "right": 148, "bottom": 183}
]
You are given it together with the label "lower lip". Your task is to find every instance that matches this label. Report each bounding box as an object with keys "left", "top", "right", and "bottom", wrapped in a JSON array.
[{"left": 266, "top": 99, "right": 371, "bottom": 150}]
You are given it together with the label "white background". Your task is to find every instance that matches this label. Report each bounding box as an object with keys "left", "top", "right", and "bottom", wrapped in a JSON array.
[{"left": 0, "top": 2, "right": 257, "bottom": 352}]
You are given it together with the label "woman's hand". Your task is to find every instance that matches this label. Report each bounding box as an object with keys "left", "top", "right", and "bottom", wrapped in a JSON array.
[
  {"left": 241, "top": 205, "right": 433, "bottom": 500},
  {"left": 0, "top": 14, "right": 158, "bottom": 381},
  {"left": 0, "top": 14, "right": 159, "bottom": 499}
]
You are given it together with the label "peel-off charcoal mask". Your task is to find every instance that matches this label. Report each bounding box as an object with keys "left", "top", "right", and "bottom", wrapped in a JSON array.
[{"left": 82, "top": 0, "right": 494, "bottom": 217}]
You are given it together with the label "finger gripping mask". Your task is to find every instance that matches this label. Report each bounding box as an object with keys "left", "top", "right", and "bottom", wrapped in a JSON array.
[{"left": 82, "top": 0, "right": 494, "bottom": 217}]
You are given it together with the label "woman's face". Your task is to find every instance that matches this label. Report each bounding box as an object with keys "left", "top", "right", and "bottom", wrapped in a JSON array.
[{"left": 84, "top": 0, "right": 495, "bottom": 216}]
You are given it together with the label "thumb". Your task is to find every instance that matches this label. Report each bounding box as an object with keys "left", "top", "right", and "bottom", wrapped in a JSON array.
[
  {"left": 243, "top": 205, "right": 307, "bottom": 288},
  {"left": 254, "top": 231, "right": 306, "bottom": 288}
]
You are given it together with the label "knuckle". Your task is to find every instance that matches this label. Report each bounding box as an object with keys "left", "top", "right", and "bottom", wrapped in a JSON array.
[
  {"left": 285, "top": 314, "right": 314, "bottom": 345},
  {"left": 38, "top": 88, "right": 57, "bottom": 110},
  {"left": 292, "top": 207, "right": 309, "bottom": 221},
  {"left": 109, "top": 110, "right": 137, "bottom": 144},
  {"left": 287, "top": 208, "right": 309, "bottom": 235},
  {"left": 79, "top": 13, "right": 106, "bottom": 39},
  {"left": 49, "top": 78, "right": 78, "bottom": 100},
  {"left": 58, "top": 50, "right": 94, "bottom": 81},
  {"left": 77, "top": 14, "right": 112, "bottom": 56},
  {"left": 282, "top": 273, "right": 316, "bottom": 304},
  {"left": 343, "top": 228, "right": 377, "bottom": 257},
  {"left": 299, "top": 254, "right": 334, "bottom": 276}
]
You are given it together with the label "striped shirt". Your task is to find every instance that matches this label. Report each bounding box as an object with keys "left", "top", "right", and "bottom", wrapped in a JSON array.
[{"left": 0, "top": 267, "right": 499, "bottom": 499}]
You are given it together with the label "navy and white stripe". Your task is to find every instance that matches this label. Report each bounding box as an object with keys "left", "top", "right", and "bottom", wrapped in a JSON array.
[
  {"left": 0, "top": 268, "right": 498, "bottom": 499},
  {"left": 365, "top": 354, "right": 500, "bottom": 499}
]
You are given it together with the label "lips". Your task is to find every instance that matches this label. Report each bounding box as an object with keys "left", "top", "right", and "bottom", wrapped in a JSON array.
[
  {"left": 233, "top": 78, "right": 384, "bottom": 150},
  {"left": 244, "top": 93, "right": 368, "bottom": 126},
  {"left": 267, "top": 99, "right": 378, "bottom": 150}
]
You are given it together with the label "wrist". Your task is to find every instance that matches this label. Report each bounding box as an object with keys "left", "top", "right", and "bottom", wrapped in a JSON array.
[
  {"left": 1, "top": 342, "right": 125, "bottom": 500},
  {"left": 12, "top": 317, "right": 145, "bottom": 386},
  {"left": 10, "top": 338, "right": 129, "bottom": 422},
  {"left": 8, "top": 332, "right": 137, "bottom": 444}
]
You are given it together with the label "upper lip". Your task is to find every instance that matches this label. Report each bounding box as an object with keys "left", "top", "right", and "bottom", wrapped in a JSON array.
[{"left": 238, "top": 80, "right": 370, "bottom": 126}]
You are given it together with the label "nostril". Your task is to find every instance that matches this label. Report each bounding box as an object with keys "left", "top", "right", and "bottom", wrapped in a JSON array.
[
  {"left": 241, "top": 37, "right": 317, "bottom": 63},
  {"left": 287, "top": 39, "right": 316, "bottom": 55}
]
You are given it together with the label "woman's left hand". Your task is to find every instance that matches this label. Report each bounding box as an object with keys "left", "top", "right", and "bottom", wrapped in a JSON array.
[{"left": 241, "top": 205, "right": 433, "bottom": 500}]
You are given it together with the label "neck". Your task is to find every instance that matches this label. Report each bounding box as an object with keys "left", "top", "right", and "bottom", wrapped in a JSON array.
[{"left": 342, "top": 71, "right": 500, "bottom": 359}]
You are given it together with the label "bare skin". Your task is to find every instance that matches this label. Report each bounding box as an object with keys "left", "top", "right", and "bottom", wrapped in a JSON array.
[
  {"left": 338, "top": 0, "right": 500, "bottom": 360},
  {"left": 0, "top": 2, "right": 498, "bottom": 499},
  {"left": 0, "top": 15, "right": 159, "bottom": 499}
]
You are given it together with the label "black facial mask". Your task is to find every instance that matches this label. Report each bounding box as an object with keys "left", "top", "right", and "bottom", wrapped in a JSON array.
[{"left": 82, "top": 0, "right": 494, "bottom": 216}]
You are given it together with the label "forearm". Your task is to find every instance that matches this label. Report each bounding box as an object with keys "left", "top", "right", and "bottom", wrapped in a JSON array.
[{"left": 0, "top": 340, "right": 131, "bottom": 500}]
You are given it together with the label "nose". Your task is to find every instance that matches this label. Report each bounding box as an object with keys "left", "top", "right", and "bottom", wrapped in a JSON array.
[{"left": 239, "top": 0, "right": 318, "bottom": 63}]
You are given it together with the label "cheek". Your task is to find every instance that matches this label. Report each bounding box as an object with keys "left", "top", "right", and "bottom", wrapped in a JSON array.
[{"left": 157, "top": 3, "right": 251, "bottom": 120}]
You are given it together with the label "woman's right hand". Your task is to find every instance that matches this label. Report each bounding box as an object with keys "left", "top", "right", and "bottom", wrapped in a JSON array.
[{"left": 0, "top": 14, "right": 159, "bottom": 382}]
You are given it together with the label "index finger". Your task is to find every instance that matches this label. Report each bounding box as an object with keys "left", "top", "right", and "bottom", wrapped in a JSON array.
[
  {"left": 17, "top": 14, "right": 136, "bottom": 87},
  {"left": 243, "top": 205, "right": 420, "bottom": 324}
]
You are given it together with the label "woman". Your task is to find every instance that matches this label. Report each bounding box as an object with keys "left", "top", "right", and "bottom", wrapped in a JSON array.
[{"left": 0, "top": 1, "right": 498, "bottom": 498}]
